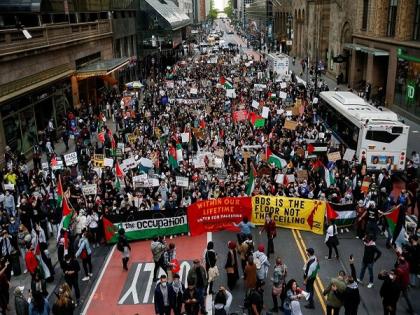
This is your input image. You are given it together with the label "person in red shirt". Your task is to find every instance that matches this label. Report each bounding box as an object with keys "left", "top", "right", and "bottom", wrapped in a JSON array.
[
  {"left": 25, "top": 245, "right": 39, "bottom": 277},
  {"left": 260, "top": 213, "right": 277, "bottom": 258}
]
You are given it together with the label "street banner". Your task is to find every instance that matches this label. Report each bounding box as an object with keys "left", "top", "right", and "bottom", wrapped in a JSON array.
[
  {"left": 104, "top": 209, "right": 189, "bottom": 243},
  {"left": 251, "top": 196, "right": 325, "bottom": 235},
  {"left": 187, "top": 197, "right": 252, "bottom": 236},
  {"left": 64, "top": 152, "right": 78, "bottom": 166}
]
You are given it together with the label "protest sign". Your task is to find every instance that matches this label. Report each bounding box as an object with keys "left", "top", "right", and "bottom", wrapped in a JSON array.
[
  {"left": 181, "top": 133, "right": 190, "bottom": 143},
  {"left": 252, "top": 100, "right": 260, "bottom": 109},
  {"left": 214, "top": 149, "right": 224, "bottom": 158},
  {"left": 64, "top": 152, "right": 78, "bottom": 166},
  {"left": 262, "top": 107, "right": 269, "bottom": 119},
  {"left": 190, "top": 88, "right": 198, "bottom": 95},
  {"left": 279, "top": 91, "right": 287, "bottom": 99},
  {"left": 92, "top": 154, "right": 104, "bottom": 168},
  {"left": 251, "top": 196, "right": 325, "bottom": 235},
  {"left": 297, "top": 170, "right": 308, "bottom": 181},
  {"left": 122, "top": 157, "right": 137, "bottom": 170},
  {"left": 232, "top": 110, "right": 249, "bottom": 122},
  {"left": 187, "top": 197, "right": 252, "bottom": 236},
  {"left": 284, "top": 120, "right": 298, "bottom": 130},
  {"left": 280, "top": 82, "right": 287, "bottom": 89},
  {"left": 175, "top": 176, "right": 189, "bottom": 188},
  {"left": 226, "top": 89, "right": 236, "bottom": 98},
  {"left": 135, "top": 178, "right": 159, "bottom": 188},
  {"left": 82, "top": 184, "right": 97, "bottom": 195},
  {"left": 133, "top": 174, "right": 148, "bottom": 183},
  {"left": 254, "top": 84, "right": 267, "bottom": 91},
  {"left": 104, "top": 158, "right": 114, "bottom": 168},
  {"left": 4, "top": 183, "right": 14, "bottom": 191},
  {"left": 166, "top": 81, "right": 174, "bottom": 88},
  {"left": 327, "top": 151, "right": 342, "bottom": 162},
  {"left": 343, "top": 148, "right": 356, "bottom": 161},
  {"left": 127, "top": 134, "right": 137, "bottom": 144}
]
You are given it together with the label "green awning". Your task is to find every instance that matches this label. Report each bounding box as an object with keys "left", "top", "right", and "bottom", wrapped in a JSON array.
[
  {"left": 75, "top": 58, "right": 130, "bottom": 79},
  {"left": 359, "top": 47, "right": 389, "bottom": 56}
]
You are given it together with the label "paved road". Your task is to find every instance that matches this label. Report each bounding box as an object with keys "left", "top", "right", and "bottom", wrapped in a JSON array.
[{"left": 208, "top": 19, "right": 420, "bottom": 315}]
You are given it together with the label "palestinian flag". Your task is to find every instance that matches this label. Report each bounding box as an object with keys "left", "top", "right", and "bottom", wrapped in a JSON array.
[
  {"left": 219, "top": 76, "right": 226, "bottom": 85},
  {"left": 61, "top": 197, "right": 73, "bottom": 230},
  {"left": 311, "top": 159, "right": 324, "bottom": 172},
  {"left": 307, "top": 143, "right": 328, "bottom": 154},
  {"left": 248, "top": 112, "right": 265, "bottom": 129},
  {"left": 224, "top": 80, "right": 233, "bottom": 89},
  {"left": 114, "top": 177, "right": 121, "bottom": 192},
  {"left": 324, "top": 167, "right": 336, "bottom": 187},
  {"left": 50, "top": 155, "right": 57, "bottom": 167},
  {"left": 246, "top": 164, "right": 257, "bottom": 196},
  {"left": 168, "top": 145, "right": 179, "bottom": 169},
  {"left": 266, "top": 147, "right": 286, "bottom": 169},
  {"left": 268, "top": 92, "right": 277, "bottom": 99},
  {"left": 384, "top": 205, "right": 404, "bottom": 242},
  {"left": 98, "top": 131, "right": 105, "bottom": 143},
  {"left": 115, "top": 160, "right": 124, "bottom": 178},
  {"left": 103, "top": 217, "right": 118, "bottom": 243},
  {"left": 176, "top": 143, "right": 183, "bottom": 162},
  {"left": 326, "top": 203, "right": 356, "bottom": 227},
  {"left": 56, "top": 175, "right": 63, "bottom": 207}
]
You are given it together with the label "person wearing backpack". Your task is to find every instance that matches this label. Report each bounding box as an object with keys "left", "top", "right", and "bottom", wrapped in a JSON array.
[
  {"left": 213, "top": 286, "right": 232, "bottom": 315},
  {"left": 325, "top": 220, "right": 339, "bottom": 260},
  {"left": 117, "top": 229, "right": 131, "bottom": 271},
  {"left": 151, "top": 236, "right": 167, "bottom": 281},
  {"left": 253, "top": 244, "right": 270, "bottom": 284},
  {"left": 271, "top": 257, "right": 288, "bottom": 312}
]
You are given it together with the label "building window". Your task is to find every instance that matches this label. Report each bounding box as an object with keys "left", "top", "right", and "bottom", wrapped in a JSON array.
[
  {"left": 387, "top": 0, "right": 398, "bottom": 37},
  {"left": 414, "top": 0, "right": 420, "bottom": 40},
  {"left": 362, "top": 0, "right": 369, "bottom": 30}
]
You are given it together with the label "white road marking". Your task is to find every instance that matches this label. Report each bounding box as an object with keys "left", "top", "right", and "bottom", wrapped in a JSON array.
[{"left": 81, "top": 245, "right": 116, "bottom": 315}]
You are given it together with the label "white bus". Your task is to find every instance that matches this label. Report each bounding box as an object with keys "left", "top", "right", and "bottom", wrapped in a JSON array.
[{"left": 319, "top": 91, "right": 409, "bottom": 171}]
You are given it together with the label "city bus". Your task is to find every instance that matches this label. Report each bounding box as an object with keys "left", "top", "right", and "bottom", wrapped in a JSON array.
[{"left": 319, "top": 91, "right": 409, "bottom": 171}]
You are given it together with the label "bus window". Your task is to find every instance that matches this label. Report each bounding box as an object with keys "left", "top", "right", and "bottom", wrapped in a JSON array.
[
  {"left": 365, "top": 130, "right": 399, "bottom": 143},
  {"left": 391, "top": 126, "right": 403, "bottom": 134}
]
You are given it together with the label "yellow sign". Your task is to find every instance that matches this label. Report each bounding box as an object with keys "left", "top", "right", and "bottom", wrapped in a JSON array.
[
  {"left": 92, "top": 154, "right": 104, "bottom": 168},
  {"left": 127, "top": 134, "right": 137, "bottom": 144},
  {"left": 251, "top": 196, "right": 325, "bottom": 235}
]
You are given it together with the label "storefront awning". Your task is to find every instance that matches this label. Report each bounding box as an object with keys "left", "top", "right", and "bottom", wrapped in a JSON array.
[
  {"left": 0, "top": 63, "right": 73, "bottom": 103},
  {"left": 343, "top": 43, "right": 389, "bottom": 56},
  {"left": 0, "top": 0, "right": 41, "bottom": 12},
  {"left": 75, "top": 58, "right": 130, "bottom": 79},
  {"left": 144, "top": 0, "right": 191, "bottom": 31}
]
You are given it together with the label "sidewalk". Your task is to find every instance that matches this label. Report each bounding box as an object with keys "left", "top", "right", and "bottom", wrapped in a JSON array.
[
  {"left": 286, "top": 56, "right": 420, "bottom": 153},
  {"left": 7, "top": 118, "right": 117, "bottom": 314}
]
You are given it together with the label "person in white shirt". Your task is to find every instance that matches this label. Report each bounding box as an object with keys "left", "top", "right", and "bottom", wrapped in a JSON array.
[
  {"left": 325, "top": 220, "right": 339, "bottom": 260},
  {"left": 86, "top": 210, "right": 99, "bottom": 248}
]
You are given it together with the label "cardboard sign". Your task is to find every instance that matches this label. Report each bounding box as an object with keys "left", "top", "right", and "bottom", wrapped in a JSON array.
[
  {"left": 242, "top": 151, "right": 251, "bottom": 162},
  {"left": 64, "top": 152, "right": 78, "bottom": 166},
  {"left": 82, "top": 184, "right": 97, "bottom": 195},
  {"left": 297, "top": 170, "right": 308, "bottom": 181},
  {"left": 92, "top": 154, "right": 104, "bottom": 168},
  {"left": 343, "top": 148, "right": 356, "bottom": 162},
  {"left": 104, "top": 158, "right": 114, "bottom": 167},
  {"left": 262, "top": 107, "right": 270, "bottom": 119},
  {"left": 284, "top": 120, "right": 298, "bottom": 130},
  {"left": 175, "top": 176, "right": 189, "bottom": 188},
  {"left": 328, "top": 151, "right": 342, "bottom": 162},
  {"left": 214, "top": 149, "right": 225, "bottom": 158},
  {"left": 296, "top": 147, "right": 305, "bottom": 158}
]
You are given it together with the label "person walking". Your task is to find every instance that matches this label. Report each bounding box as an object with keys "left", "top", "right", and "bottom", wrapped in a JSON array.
[
  {"left": 163, "top": 243, "right": 176, "bottom": 281},
  {"left": 271, "top": 257, "right": 287, "bottom": 312},
  {"left": 213, "top": 286, "right": 233, "bottom": 315},
  {"left": 253, "top": 244, "right": 270, "bottom": 285},
  {"left": 395, "top": 255, "right": 415, "bottom": 314},
  {"left": 75, "top": 229, "right": 93, "bottom": 281},
  {"left": 233, "top": 216, "right": 255, "bottom": 243},
  {"left": 244, "top": 255, "right": 257, "bottom": 295},
  {"left": 325, "top": 220, "right": 339, "bottom": 260},
  {"left": 187, "top": 259, "right": 208, "bottom": 314},
  {"left": 28, "top": 291, "right": 50, "bottom": 315},
  {"left": 62, "top": 254, "right": 81, "bottom": 306},
  {"left": 117, "top": 228, "right": 131, "bottom": 271},
  {"left": 154, "top": 274, "right": 175, "bottom": 315},
  {"left": 204, "top": 241, "right": 218, "bottom": 294},
  {"left": 378, "top": 270, "right": 401, "bottom": 315},
  {"left": 303, "top": 248, "right": 319, "bottom": 309},
  {"left": 14, "top": 286, "right": 29, "bottom": 315},
  {"left": 225, "top": 241, "right": 239, "bottom": 290},
  {"left": 151, "top": 237, "right": 167, "bottom": 281},
  {"left": 259, "top": 213, "right": 276, "bottom": 258},
  {"left": 248, "top": 280, "right": 265, "bottom": 315},
  {"left": 323, "top": 270, "right": 346, "bottom": 315},
  {"left": 342, "top": 276, "right": 360, "bottom": 315},
  {"left": 357, "top": 235, "right": 382, "bottom": 288},
  {"left": 0, "top": 260, "right": 10, "bottom": 315},
  {"left": 171, "top": 273, "right": 185, "bottom": 315}
]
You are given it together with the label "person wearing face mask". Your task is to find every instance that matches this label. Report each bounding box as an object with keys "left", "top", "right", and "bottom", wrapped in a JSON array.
[
  {"left": 171, "top": 273, "right": 184, "bottom": 315},
  {"left": 378, "top": 270, "right": 401, "bottom": 315},
  {"left": 62, "top": 254, "right": 81, "bottom": 306},
  {"left": 154, "top": 274, "right": 175, "bottom": 315}
]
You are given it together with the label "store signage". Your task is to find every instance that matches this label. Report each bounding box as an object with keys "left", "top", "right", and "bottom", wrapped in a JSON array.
[{"left": 407, "top": 82, "right": 415, "bottom": 100}]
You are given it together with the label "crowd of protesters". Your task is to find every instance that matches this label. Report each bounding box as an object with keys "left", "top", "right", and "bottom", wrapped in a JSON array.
[{"left": 0, "top": 27, "right": 419, "bottom": 315}]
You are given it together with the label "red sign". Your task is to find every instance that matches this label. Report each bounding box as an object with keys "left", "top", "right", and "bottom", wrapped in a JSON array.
[
  {"left": 232, "top": 110, "right": 249, "bottom": 122},
  {"left": 187, "top": 197, "right": 252, "bottom": 236}
]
